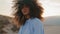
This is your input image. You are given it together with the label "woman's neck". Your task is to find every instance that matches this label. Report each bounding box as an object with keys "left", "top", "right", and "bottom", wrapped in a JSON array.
[{"left": 25, "top": 15, "right": 30, "bottom": 19}]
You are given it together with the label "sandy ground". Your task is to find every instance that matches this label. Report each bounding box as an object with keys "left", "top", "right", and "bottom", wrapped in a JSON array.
[{"left": 44, "top": 25, "right": 60, "bottom": 34}]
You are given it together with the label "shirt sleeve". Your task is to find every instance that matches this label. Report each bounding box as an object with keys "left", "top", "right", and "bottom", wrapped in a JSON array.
[{"left": 32, "top": 20, "right": 44, "bottom": 34}]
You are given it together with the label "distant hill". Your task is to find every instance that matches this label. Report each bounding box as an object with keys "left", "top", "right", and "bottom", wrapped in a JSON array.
[
  {"left": 0, "top": 15, "right": 18, "bottom": 34},
  {"left": 44, "top": 16, "right": 60, "bottom": 26}
]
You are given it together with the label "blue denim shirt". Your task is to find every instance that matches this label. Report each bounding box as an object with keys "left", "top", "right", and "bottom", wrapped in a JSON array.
[{"left": 18, "top": 17, "right": 44, "bottom": 34}]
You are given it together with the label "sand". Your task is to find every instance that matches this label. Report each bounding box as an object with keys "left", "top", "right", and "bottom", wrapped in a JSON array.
[{"left": 44, "top": 25, "right": 60, "bottom": 34}]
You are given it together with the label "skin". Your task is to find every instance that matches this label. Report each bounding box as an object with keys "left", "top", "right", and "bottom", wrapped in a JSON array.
[{"left": 21, "top": 5, "right": 30, "bottom": 19}]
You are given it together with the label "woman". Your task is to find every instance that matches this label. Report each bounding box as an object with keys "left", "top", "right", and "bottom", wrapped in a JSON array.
[{"left": 12, "top": 0, "right": 44, "bottom": 34}]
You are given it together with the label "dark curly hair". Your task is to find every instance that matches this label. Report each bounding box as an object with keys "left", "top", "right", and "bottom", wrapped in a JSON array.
[{"left": 12, "top": 0, "right": 44, "bottom": 27}]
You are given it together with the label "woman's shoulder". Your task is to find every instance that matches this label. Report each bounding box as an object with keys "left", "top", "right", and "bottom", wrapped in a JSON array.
[
  {"left": 29, "top": 17, "right": 43, "bottom": 24},
  {"left": 25, "top": 17, "right": 43, "bottom": 29},
  {"left": 28, "top": 17, "right": 43, "bottom": 28},
  {"left": 31, "top": 17, "right": 42, "bottom": 22}
]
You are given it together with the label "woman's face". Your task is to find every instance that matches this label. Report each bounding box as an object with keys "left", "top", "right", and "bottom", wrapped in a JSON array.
[{"left": 21, "top": 5, "right": 30, "bottom": 16}]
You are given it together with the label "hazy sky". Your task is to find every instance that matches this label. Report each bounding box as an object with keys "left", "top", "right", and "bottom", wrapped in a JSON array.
[{"left": 0, "top": 0, "right": 60, "bottom": 17}]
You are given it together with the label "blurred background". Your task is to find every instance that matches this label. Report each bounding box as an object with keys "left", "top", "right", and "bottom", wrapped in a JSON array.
[{"left": 0, "top": 0, "right": 60, "bottom": 34}]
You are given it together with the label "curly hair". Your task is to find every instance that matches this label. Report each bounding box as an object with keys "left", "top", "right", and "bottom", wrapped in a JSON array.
[{"left": 12, "top": 0, "right": 44, "bottom": 27}]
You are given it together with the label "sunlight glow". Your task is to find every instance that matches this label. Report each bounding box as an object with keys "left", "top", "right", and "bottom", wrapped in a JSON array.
[{"left": 39, "top": 0, "right": 60, "bottom": 17}]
